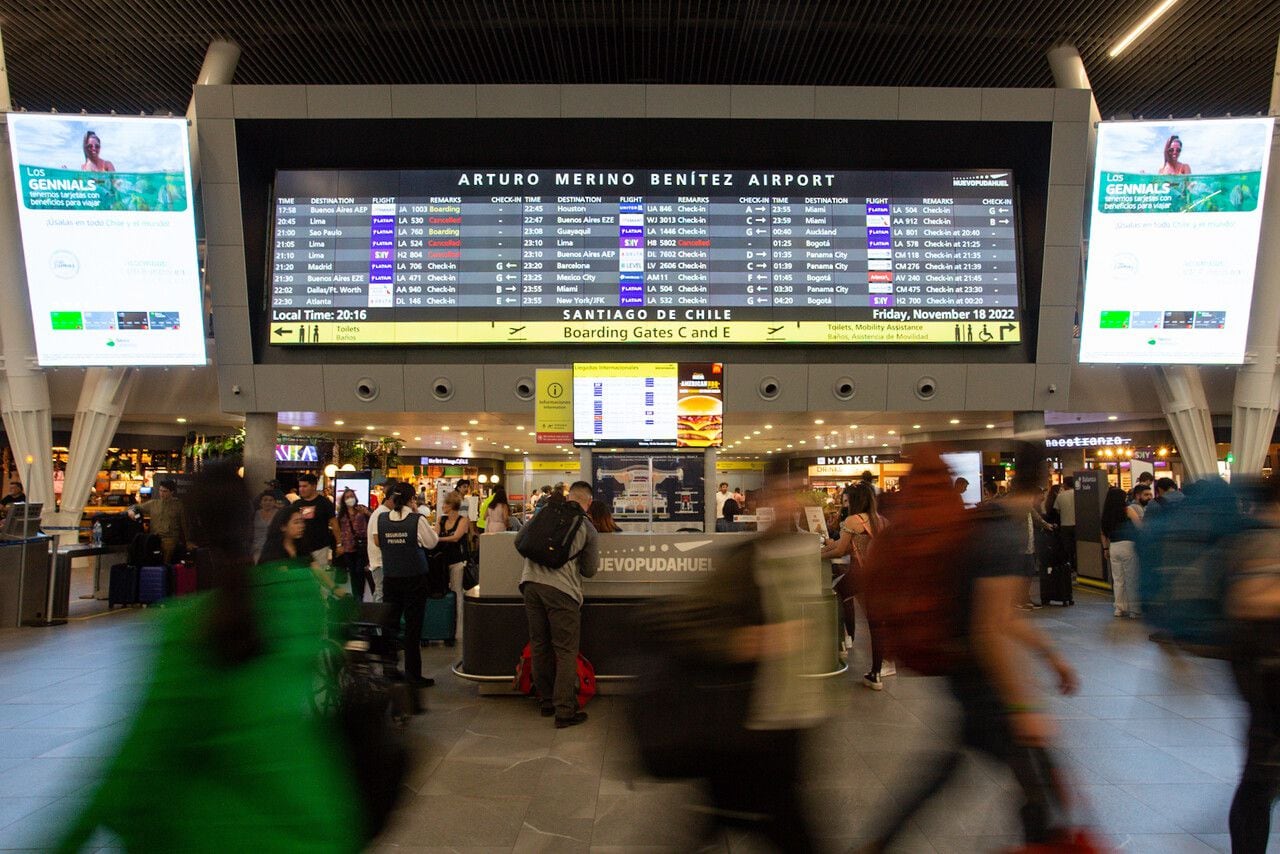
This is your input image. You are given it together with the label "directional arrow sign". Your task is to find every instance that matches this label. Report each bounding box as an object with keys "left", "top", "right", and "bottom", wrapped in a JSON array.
[
  {"left": 999, "top": 323, "right": 1016, "bottom": 340},
  {"left": 273, "top": 327, "right": 292, "bottom": 337}
]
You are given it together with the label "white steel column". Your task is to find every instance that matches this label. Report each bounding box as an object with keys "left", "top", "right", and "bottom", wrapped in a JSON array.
[
  {"left": 1153, "top": 365, "right": 1220, "bottom": 480},
  {"left": 1230, "top": 35, "right": 1280, "bottom": 476},
  {"left": 43, "top": 369, "right": 137, "bottom": 546},
  {"left": 1048, "top": 43, "right": 1218, "bottom": 480},
  {"left": 0, "top": 24, "right": 54, "bottom": 513}
]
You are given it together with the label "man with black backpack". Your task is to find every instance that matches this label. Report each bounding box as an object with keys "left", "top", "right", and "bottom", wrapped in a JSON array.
[{"left": 515, "top": 481, "right": 599, "bottom": 728}]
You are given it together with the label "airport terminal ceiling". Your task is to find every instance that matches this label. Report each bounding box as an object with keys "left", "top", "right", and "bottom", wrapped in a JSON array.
[
  {"left": 0, "top": 1, "right": 1276, "bottom": 120},
  {"left": 237, "top": 117, "right": 1050, "bottom": 364}
]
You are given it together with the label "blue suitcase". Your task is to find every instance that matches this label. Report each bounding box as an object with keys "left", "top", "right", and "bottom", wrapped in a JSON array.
[
  {"left": 137, "top": 565, "right": 169, "bottom": 605},
  {"left": 108, "top": 563, "right": 138, "bottom": 608},
  {"left": 422, "top": 591, "right": 457, "bottom": 645}
]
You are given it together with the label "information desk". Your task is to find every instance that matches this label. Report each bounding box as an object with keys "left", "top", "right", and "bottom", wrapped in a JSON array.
[
  {"left": 457, "top": 531, "right": 842, "bottom": 687},
  {"left": 0, "top": 536, "right": 54, "bottom": 628}
]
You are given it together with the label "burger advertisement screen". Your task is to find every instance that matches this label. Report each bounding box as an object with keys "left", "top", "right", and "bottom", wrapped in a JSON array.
[
  {"left": 573, "top": 362, "right": 723, "bottom": 448},
  {"left": 5, "top": 113, "right": 206, "bottom": 366},
  {"left": 1079, "top": 117, "right": 1275, "bottom": 365}
]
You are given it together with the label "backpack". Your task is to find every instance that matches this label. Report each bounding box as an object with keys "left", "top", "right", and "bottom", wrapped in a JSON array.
[
  {"left": 860, "top": 445, "right": 974, "bottom": 676},
  {"left": 514, "top": 499, "right": 585, "bottom": 569},
  {"left": 128, "top": 533, "right": 165, "bottom": 567},
  {"left": 1137, "top": 477, "right": 1259, "bottom": 656},
  {"left": 513, "top": 643, "right": 597, "bottom": 709}
]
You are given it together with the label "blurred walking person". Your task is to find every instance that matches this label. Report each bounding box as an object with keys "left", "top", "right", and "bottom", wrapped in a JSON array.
[
  {"left": 1227, "top": 474, "right": 1280, "bottom": 853},
  {"left": 54, "top": 462, "right": 363, "bottom": 853},
  {"left": 858, "top": 444, "right": 1080, "bottom": 852}
]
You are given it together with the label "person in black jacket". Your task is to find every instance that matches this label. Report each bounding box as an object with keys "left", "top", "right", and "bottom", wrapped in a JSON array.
[{"left": 371, "top": 483, "right": 439, "bottom": 687}]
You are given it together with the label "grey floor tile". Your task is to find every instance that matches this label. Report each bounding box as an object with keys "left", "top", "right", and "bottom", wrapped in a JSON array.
[
  {"left": 0, "top": 757, "right": 104, "bottom": 798},
  {"left": 0, "top": 797, "right": 60, "bottom": 832},
  {"left": 1119, "top": 717, "right": 1242, "bottom": 749},
  {"left": 1140, "top": 693, "right": 1248, "bottom": 720},
  {"left": 512, "top": 817, "right": 593, "bottom": 852},
  {"left": 1065, "top": 746, "right": 1220, "bottom": 785},
  {"left": 0, "top": 729, "right": 92, "bottom": 760},
  {"left": 381, "top": 795, "right": 532, "bottom": 847},
  {"left": 1097, "top": 832, "right": 1219, "bottom": 852},
  {"left": 1158, "top": 745, "right": 1246, "bottom": 783},
  {"left": 1120, "top": 782, "right": 1241, "bottom": 835}
]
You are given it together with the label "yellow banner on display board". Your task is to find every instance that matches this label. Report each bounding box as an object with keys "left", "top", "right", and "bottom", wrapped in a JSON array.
[
  {"left": 272, "top": 320, "right": 1021, "bottom": 346},
  {"left": 535, "top": 368, "right": 574, "bottom": 444},
  {"left": 716, "top": 460, "right": 767, "bottom": 471},
  {"left": 505, "top": 460, "right": 582, "bottom": 472}
]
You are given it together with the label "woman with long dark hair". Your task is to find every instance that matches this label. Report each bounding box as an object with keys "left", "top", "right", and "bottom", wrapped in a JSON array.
[
  {"left": 485, "top": 486, "right": 512, "bottom": 533},
  {"left": 588, "top": 498, "right": 620, "bottom": 533},
  {"left": 821, "top": 482, "right": 889, "bottom": 687},
  {"left": 55, "top": 461, "right": 362, "bottom": 851},
  {"left": 1100, "top": 486, "right": 1142, "bottom": 618}
]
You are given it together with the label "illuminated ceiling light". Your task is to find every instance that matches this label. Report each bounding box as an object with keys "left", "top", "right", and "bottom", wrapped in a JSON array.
[
  {"left": 752, "top": 430, "right": 761, "bottom": 435},
  {"left": 468, "top": 419, "right": 479, "bottom": 425},
  {"left": 1108, "top": 0, "right": 1178, "bottom": 58},
  {"left": 949, "top": 418, "right": 960, "bottom": 425},
  {"left": 391, "top": 431, "right": 400, "bottom": 436},
  {"left": 764, "top": 424, "right": 773, "bottom": 429},
  {"left": 882, "top": 443, "right": 889, "bottom": 448},
  {"left": 829, "top": 429, "right": 838, "bottom": 435},
  {"left": 460, "top": 431, "right": 469, "bottom": 436},
  {"left": 441, "top": 425, "right": 450, "bottom": 431},
  {"left": 887, "top": 430, "right": 896, "bottom": 435},
  {"left": 516, "top": 425, "right": 525, "bottom": 430},
  {"left": 365, "top": 425, "right": 375, "bottom": 430},
  {"left": 435, "top": 440, "right": 442, "bottom": 445},
  {"left": 848, "top": 424, "right": 858, "bottom": 429},
  {"left": 476, "top": 436, "right": 484, "bottom": 441},
  {"left": 986, "top": 424, "right": 995, "bottom": 429},
  {"left": 413, "top": 436, "right": 421, "bottom": 442},
  {"left": 1108, "top": 415, "right": 1119, "bottom": 421},
  {"left": 334, "top": 420, "right": 345, "bottom": 426},
  {"left": 291, "top": 425, "right": 300, "bottom": 431},
  {"left": 798, "top": 440, "right": 807, "bottom": 445},
  {"left": 176, "top": 417, "right": 187, "bottom": 423},
  {"left": 912, "top": 424, "right": 921, "bottom": 430},
  {"left": 786, "top": 444, "right": 794, "bottom": 448}
]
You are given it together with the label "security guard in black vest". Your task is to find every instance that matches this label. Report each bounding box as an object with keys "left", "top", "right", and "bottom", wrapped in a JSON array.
[{"left": 373, "top": 482, "right": 439, "bottom": 686}]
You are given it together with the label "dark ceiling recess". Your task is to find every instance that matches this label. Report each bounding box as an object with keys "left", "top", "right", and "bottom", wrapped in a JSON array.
[{"left": 0, "top": 1, "right": 1276, "bottom": 118}]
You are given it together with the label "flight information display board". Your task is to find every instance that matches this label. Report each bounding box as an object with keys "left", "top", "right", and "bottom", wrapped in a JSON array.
[{"left": 268, "top": 169, "right": 1022, "bottom": 346}]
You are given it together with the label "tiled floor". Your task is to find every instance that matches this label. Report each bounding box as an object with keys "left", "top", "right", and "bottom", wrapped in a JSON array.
[{"left": 0, "top": 586, "right": 1277, "bottom": 852}]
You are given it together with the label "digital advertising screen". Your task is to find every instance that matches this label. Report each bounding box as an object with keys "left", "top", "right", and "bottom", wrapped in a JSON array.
[
  {"left": 572, "top": 362, "right": 723, "bottom": 448},
  {"left": 5, "top": 113, "right": 205, "bottom": 367},
  {"left": 267, "top": 168, "right": 1022, "bottom": 347},
  {"left": 1079, "top": 117, "right": 1275, "bottom": 365}
]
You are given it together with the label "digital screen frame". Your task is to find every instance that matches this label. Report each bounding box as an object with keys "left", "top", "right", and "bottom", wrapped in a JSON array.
[
  {"left": 5, "top": 113, "right": 206, "bottom": 367},
  {"left": 572, "top": 362, "right": 723, "bottom": 448},
  {"left": 1079, "top": 117, "right": 1275, "bottom": 365}
]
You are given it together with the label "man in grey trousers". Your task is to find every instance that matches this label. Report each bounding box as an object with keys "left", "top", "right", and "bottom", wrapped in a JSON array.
[{"left": 520, "top": 481, "right": 600, "bottom": 729}]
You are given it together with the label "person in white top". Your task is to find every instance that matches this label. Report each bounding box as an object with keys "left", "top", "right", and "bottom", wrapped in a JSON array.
[
  {"left": 1055, "top": 477, "right": 1077, "bottom": 574},
  {"left": 714, "top": 483, "right": 731, "bottom": 518},
  {"left": 364, "top": 488, "right": 391, "bottom": 603}
]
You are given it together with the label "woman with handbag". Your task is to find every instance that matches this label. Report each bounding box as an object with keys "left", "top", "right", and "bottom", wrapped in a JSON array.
[
  {"left": 820, "top": 483, "right": 889, "bottom": 689},
  {"left": 437, "top": 491, "right": 471, "bottom": 643},
  {"left": 336, "top": 488, "right": 371, "bottom": 601}
]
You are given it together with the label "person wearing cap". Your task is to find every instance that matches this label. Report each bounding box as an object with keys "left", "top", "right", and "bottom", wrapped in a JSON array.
[{"left": 129, "top": 479, "right": 186, "bottom": 563}]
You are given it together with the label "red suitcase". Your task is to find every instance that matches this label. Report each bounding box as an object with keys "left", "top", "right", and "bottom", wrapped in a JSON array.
[{"left": 170, "top": 562, "right": 198, "bottom": 596}]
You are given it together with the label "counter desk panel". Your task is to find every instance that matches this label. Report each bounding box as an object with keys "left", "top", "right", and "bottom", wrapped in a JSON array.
[{"left": 461, "top": 531, "right": 841, "bottom": 683}]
